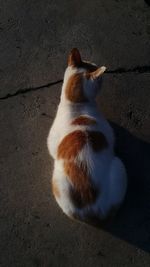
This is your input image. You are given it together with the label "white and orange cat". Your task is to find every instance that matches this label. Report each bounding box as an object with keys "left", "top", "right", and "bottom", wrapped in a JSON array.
[{"left": 47, "top": 48, "right": 127, "bottom": 223}]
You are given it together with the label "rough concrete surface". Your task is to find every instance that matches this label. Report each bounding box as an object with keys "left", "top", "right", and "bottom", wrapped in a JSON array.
[
  {"left": 0, "top": 0, "right": 150, "bottom": 98},
  {"left": 0, "top": 0, "right": 150, "bottom": 266}
]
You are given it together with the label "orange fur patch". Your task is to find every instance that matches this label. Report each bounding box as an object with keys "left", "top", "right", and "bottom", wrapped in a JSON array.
[
  {"left": 68, "top": 48, "right": 82, "bottom": 67},
  {"left": 57, "top": 129, "right": 107, "bottom": 208},
  {"left": 81, "top": 61, "right": 98, "bottom": 72},
  {"left": 64, "top": 161, "right": 97, "bottom": 208},
  {"left": 57, "top": 130, "right": 86, "bottom": 160},
  {"left": 87, "top": 131, "right": 108, "bottom": 152},
  {"left": 82, "top": 62, "right": 99, "bottom": 79},
  {"left": 71, "top": 116, "right": 97, "bottom": 126},
  {"left": 58, "top": 130, "right": 108, "bottom": 161},
  {"left": 65, "top": 73, "right": 87, "bottom": 103},
  {"left": 52, "top": 179, "right": 60, "bottom": 198}
]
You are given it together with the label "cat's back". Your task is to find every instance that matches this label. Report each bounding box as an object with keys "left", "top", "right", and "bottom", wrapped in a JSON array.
[
  {"left": 57, "top": 113, "right": 113, "bottom": 183},
  {"left": 53, "top": 113, "right": 114, "bottom": 216}
]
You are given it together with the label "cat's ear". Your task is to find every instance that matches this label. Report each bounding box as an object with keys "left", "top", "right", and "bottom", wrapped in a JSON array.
[
  {"left": 90, "top": 66, "right": 106, "bottom": 79},
  {"left": 68, "top": 48, "right": 82, "bottom": 67}
]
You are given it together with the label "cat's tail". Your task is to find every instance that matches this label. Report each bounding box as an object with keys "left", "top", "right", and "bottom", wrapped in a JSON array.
[
  {"left": 74, "top": 199, "right": 122, "bottom": 226},
  {"left": 73, "top": 204, "right": 110, "bottom": 227}
]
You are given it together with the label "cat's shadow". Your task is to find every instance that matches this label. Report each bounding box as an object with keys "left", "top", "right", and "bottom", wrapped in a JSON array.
[{"left": 91, "top": 122, "right": 150, "bottom": 253}]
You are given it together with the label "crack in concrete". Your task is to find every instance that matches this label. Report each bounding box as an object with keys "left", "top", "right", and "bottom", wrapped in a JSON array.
[
  {"left": 0, "top": 65, "right": 149, "bottom": 101},
  {"left": 0, "top": 80, "right": 63, "bottom": 100},
  {"left": 106, "top": 65, "right": 150, "bottom": 74}
]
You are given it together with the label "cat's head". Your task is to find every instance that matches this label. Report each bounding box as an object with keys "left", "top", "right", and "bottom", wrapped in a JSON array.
[{"left": 63, "top": 48, "right": 106, "bottom": 103}]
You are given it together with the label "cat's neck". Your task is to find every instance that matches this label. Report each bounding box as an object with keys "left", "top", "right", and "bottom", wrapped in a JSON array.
[
  {"left": 58, "top": 77, "right": 99, "bottom": 117},
  {"left": 58, "top": 98, "right": 99, "bottom": 119}
]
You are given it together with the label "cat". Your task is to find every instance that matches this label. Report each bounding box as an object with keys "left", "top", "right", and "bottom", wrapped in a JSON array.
[{"left": 47, "top": 48, "right": 127, "bottom": 223}]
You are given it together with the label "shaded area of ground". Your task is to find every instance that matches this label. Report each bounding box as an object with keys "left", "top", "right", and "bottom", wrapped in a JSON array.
[{"left": 104, "top": 122, "right": 150, "bottom": 252}]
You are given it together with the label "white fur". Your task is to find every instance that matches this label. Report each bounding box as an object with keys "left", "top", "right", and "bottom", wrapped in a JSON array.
[{"left": 47, "top": 64, "right": 127, "bottom": 220}]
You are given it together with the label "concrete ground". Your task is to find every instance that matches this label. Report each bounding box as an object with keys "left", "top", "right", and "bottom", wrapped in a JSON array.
[{"left": 0, "top": 0, "right": 150, "bottom": 266}]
